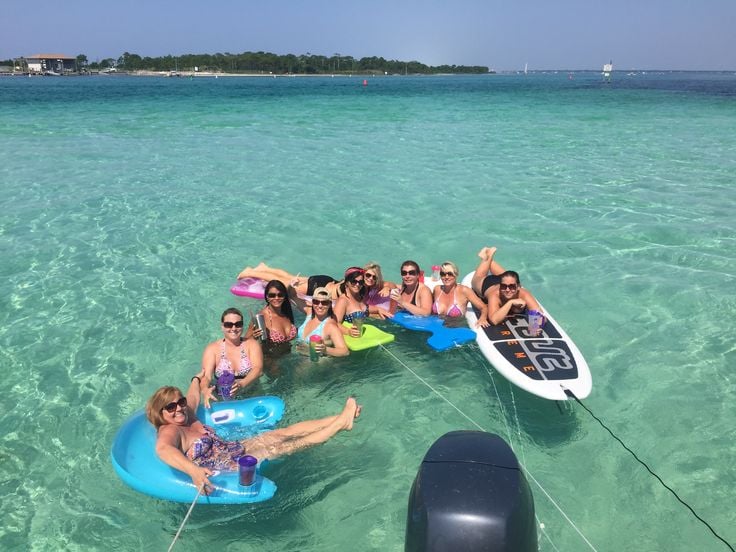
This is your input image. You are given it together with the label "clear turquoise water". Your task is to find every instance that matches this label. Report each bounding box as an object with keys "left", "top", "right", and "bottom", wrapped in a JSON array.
[{"left": 1, "top": 73, "right": 734, "bottom": 551}]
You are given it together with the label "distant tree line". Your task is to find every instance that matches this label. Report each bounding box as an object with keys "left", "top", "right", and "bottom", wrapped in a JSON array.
[{"left": 74, "top": 51, "right": 489, "bottom": 74}]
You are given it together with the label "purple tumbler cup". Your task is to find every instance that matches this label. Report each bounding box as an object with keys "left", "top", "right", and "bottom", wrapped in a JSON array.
[
  {"left": 217, "top": 371, "right": 235, "bottom": 399},
  {"left": 238, "top": 455, "right": 258, "bottom": 486}
]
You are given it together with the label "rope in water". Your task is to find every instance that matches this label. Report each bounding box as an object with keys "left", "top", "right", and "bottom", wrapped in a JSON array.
[
  {"left": 563, "top": 389, "right": 735, "bottom": 552},
  {"left": 485, "top": 362, "right": 569, "bottom": 551},
  {"left": 482, "top": 361, "right": 563, "bottom": 552},
  {"left": 167, "top": 485, "right": 203, "bottom": 552},
  {"left": 379, "top": 344, "right": 598, "bottom": 551}
]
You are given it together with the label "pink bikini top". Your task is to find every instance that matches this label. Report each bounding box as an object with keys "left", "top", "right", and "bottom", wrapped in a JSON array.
[
  {"left": 432, "top": 287, "right": 463, "bottom": 317},
  {"left": 265, "top": 309, "right": 297, "bottom": 343},
  {"left": 215, "top": 340, "right": 252, "bottom": 378}
]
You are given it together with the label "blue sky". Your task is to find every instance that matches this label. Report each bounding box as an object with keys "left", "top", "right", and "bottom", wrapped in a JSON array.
[{"left": 3, "top": 0, "right": 735, "bottom": 70}]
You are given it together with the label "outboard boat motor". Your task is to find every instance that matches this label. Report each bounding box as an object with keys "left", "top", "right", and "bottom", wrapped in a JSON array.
[{"left": 405, "top": 431, "right": 537, "bottom": 552}]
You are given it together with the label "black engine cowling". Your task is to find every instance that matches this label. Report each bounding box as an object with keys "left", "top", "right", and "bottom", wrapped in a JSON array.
[{"left": 405, "top": 431, "right": 537, "bottom": 552}]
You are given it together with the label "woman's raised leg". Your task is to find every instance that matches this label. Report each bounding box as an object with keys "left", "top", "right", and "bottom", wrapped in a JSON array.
[
  {"left": 471, "top": 246, "right": 505, "bottom": 296},
  {"left": 237, "top": 263, "right": 297, "bottom": 286},
  {"left": 244, "top": 398, "right": 361, "bottom": 460}
]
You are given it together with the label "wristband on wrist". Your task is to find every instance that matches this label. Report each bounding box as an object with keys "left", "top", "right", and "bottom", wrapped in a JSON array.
[{"left": 191, "top": 376, "right": 202, "bottom": 384}]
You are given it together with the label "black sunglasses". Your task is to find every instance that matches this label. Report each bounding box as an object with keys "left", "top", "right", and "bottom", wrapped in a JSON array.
[
  {"left": 267, "top": 292, "right": 285, "bottom": 298},
  {"left": 499, "top": 283, "right": 518, "bottom": 291},
  {"left": 348, "top": 278, "right": 364, "bottom": 286},
  {"left": 312, "top": 299, "right": 331, "bottom": 306},
  {"left": 401, "top": 269, "right": 417, "bottom": 276},
  {"left": 222, "top": 320, "right": 244, "bottom": 329},
  {"left": 162, "top": 397, "right": 187, "bottom": 413},
  {"left": 440, "top": 271, "right": 455, "bottom": 277}
]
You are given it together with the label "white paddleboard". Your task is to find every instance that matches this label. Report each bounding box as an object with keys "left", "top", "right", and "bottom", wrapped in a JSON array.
[{"left": 462, "top": 272, "right": 592, "bottom": 401}]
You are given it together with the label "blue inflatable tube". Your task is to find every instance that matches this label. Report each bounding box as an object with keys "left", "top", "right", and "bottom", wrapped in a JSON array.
[{"left": 111, "top": 396, "right": 285, "bottom": 504}]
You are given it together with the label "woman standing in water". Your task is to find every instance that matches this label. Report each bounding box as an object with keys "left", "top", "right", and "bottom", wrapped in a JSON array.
[
  {"left": 296, "top": 287, "right": 350, "bottom": 357},
  {"left": 390, "top": 260, "right": 432, "bottom": 316},
  {"left": 200, "top": 308, "right": 263, "bottom": 408},
  {"left": 362, "top": 262, "right": 397, "bottom": 317},
  {"left": 431, "top": 261, "right": 489, "bottom": 326},
  {"left": 252, "top": 280, "right": 297, "bottom": 355},
  {"left": 333, "top": 267, "right": 369, "bottom": 337}
]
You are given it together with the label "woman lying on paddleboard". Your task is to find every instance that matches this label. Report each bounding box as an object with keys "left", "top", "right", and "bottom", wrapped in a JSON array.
[{"left": 485, "top": 270, "right": 541, "bottom": 325}]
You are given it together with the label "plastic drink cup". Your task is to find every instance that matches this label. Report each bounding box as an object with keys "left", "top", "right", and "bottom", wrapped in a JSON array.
[
  {"left": 389, "top": 288, "right": 401, "bottom": 314},
  {"left": 351, "top": 312, "right": 364, "bottom": 337},
  {"left": 238, "top": 455, "right": 258, "bottom": 486},
  {"left": 216, "top": 371, "right": 235, "bottom": 399},
  {"left": 527, "top": 310, "right": 544, "bottom": 336},
  {"left": 431, "top": 265, "right": 441, "bottom": 281},
  {"left": 309, "top": 334, "right": 323, "bottom": 361}
]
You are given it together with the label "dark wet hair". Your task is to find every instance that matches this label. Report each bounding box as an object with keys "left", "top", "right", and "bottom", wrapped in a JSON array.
[
  {"left": 499, "top": 270, "right": 520, "bottom": 284},
  {"left": 401, "top": 260, "right": 421, "bottom": 273},
  {"left": 339, "top": 266, "right": 366, "bottom": 299},
  {"left": 399, "top": 260, "right": 421, "bottom": 292},
  {"left": 221, "top": 307, "right": 244, "bottom": 322},
  {"left": 264, "top": 280, "right": 294, "bottom": 324}
]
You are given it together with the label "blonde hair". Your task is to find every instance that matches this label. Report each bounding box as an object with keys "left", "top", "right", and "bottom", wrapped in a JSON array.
[
  {"left": 363, "top": 262, "right": 384, "bottom": 290},
  {"left": 441, "top": 261, "right": 459, "bottom": 276},
  {"left": 145, "top": 386, "right": 183, "bottom": 430}
]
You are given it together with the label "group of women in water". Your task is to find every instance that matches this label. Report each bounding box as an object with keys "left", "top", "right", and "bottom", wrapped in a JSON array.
[{"left": 144, "top": 246, "right": 540, "bottom": 493}]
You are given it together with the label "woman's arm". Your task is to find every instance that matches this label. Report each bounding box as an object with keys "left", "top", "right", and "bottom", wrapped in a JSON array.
[
  {"left": 155, "top": 425, "right": 214, "bottom": 494},
  {"left": 378, "top": 281, "right": 396, "bottom": 296},
  {"left": 322, "top": 321, "right": 350, "bottom": 357},
  {"left": 332, "top": 296, "right": 350, "bottom": 334},
  {"left": 232, "top": 339, "right": 263, "bottom": 394},
  {"left": 200, "top": 342, "right": 218, "bottom": 408},
  {"left": 460, "top": 285, "right": 489, "bottom": 328},
  {"left": 486, "top": 289, "right": 525, "bottom": 325},
  {"left": 519, "top": 288, "right": 540, "bottom": 312},
  {"left": 187, "top": 369, "right": 205, "bottom": 412}
]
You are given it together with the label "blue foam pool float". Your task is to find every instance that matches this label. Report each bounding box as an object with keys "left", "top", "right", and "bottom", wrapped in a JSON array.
[
  {"left": 111, "top": 396, "right": 285, "bottom": 504},
  {"left": 390, "top": 312, "right": 476, "bottom": 351}
]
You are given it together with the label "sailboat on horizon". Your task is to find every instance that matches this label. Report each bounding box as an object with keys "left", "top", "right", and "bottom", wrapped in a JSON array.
[
  {"left": 524, "top": 62, "right": 528, "bottom": 75},
  {"left": 602, "top": 60, "right": 613, "bottom": 82}
]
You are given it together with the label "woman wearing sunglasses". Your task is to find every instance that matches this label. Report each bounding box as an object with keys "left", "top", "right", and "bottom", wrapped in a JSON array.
[
  {"left": 200, "top": 308, "right": 263, "bottom": 408},
  {"left": 296, "top": 287, "right": 350, "bottom": 357},
  {"left": 333, "top": 267, "right": 370, "bottom": 337},
  {"left": 485, "top": 270, "right": 541, "bottom": 325},
  {"left": 252, "top": 280, "right": 297, "bottom": 354},
  {"left": 362, "top": 262, "right": 398, "bottom": 317},
  {"left": 146, "top": 375, "right": 361, "bottom": 495},
  {"left": 431, "top": 262, "right": 490, "bottom": 327},
  {"left": 390, "top": 260, "right": 432, "bottom": 316}
]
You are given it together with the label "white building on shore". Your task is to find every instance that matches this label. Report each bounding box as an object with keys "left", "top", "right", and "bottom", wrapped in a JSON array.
[{"left": 24, "top": 54, "right": 76, "bottom": 74}]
